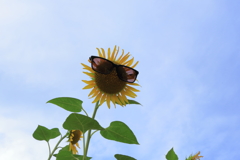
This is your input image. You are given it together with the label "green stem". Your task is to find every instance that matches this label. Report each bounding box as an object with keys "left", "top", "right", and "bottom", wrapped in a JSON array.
[
  {"left": 83, "top": 101, "right": 100, "bottom": 160},
  {"left": 47, "top": 133, "right": 68, "bottom": 160},
  {"left": 82, "top": 132, "right": 86, "bottom": 157},
  {"left": 91, "top": 130, "right": 99, "bottom": 136},
  {"left": 81, "top": 108, "right": 89, "bottom": 117},
  {"left": 47, "top": 141, "right": 51, "bottom": 157}
]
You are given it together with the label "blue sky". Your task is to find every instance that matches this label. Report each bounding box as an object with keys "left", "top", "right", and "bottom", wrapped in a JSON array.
[{"left": 0, "top": 0, "right": 240, "bottom": 159}]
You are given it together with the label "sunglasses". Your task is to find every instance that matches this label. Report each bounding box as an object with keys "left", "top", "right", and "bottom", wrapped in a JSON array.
[{"left": 89, "top": 56, "right": 139, "bottom": 83}]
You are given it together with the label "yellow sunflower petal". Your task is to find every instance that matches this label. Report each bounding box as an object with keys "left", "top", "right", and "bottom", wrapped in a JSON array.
[
  {"left": 112, "top": 46, "right": 119, "bottom": 61},
  {"left": 83, "top": 83, "right": 95, "bottom": 89},
  {"left": 117, "top": 93, "right": 127, "bottom": 105},
  {"left": 111, "top": 46, "right": 116, "bottom": 60},
  {"left": 121, "top": 99, "right": 127, "bottom": 106},
  {"left": 123, "top": 89, "right": 137, "bottom": 98},
  {"left": 82, "top": 80, "right": 94, "bottom": 85},
  {"left": 81, "top": 63, "right": 93, "bottom": 72},
  {"left": 110, "top": 95, "right": 116, "bottom": 108},
  {"left": 110, "top": 94, "right": 116, "bottom": 105},
  {"left": 72, "top": 146, "right": 78, "bottom": 154},
  {"left": 89, "top": 88, "right": 100, "bottom": 98},
  {"left": 131, "top": 61, "right": 139, "bottom": 68},
  {"left": 125, "top": 85, "right": 140, "bottom": 92},
  {"left": 92, "top": 93, "right": 102, "bottom": 103},
  {"left": 123, "top": 57, "right": 134, "bottom": 66},
  {"left": 88, "top": 87, "right": 98, "bottom": 97},
  {"left": 119, "top": 53, "right": 130, "bottom": 64},
  {"left": 112, "top": 95, "right": 121, "bottom": 108},
  {"left": 114, "top": 94, "right": 123, "bottom": 105},
  {"left": 106, "top": 94, "right": 111, "bottom": 109},
  {"left": 83, "top": 72, "right": 94, "bottom": 78},
  {"left": 116, "top": 49, "right": 125, "bottom": 62},
  {"left": 69, "top": 143, "right": 78, "bottom": 154},
  {"left": 127, "top": 82, "right": 140, "bottom": 86},
  {"left": 76, "top": 142, "right": 80, "bottom": 148},
  {"left": 121, "top": 93, "right": 129, "bottom": 104},
  {"left": 69, "top": 143, "right": 73, "bottom": 151},
  {"left": 101, "top": 48, "right": 106, "bottom": 58},
  {"left": 116, "top": 96, "right": 124, "bottom": 106},
  {"left": 107, "top": 48, "right": 111, "bottom": 60},
  {"left": 99, "top": 93, "right": 107, "bottom": 106},
  {"left": 96, "top": 48, "right": 103, "bottom": 57}
]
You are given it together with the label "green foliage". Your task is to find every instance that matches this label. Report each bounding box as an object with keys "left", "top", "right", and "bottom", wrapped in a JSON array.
[
  {"left": 185, "top": 155, "right": 192, "bottom": 160},
  {"left": 32, "top": 125, "right": 60, "bottom": 142},
  {"left": 126, "top": 99, "right": 142, "bottom": 105},
  {"left": 34, "top": 97, "right": 200, "bottom": 160},
  {"left": 114, "top": 154, "right": 136, "bottom": 160},
  {"left": 47, "top": 97, "right": 83, "bottom": 112},
  {"left": 56, "top": 146, "right": 91, "bottom": 160},
  {"left": 116, "top": 99, "right": 142, "bottom": 106},
  {"left": 100, "top": 121, "right": 139, "bottom": 144},
  {"left": 63, "top": 113, "right": 104, "bottom": 133},
  {"left": 166, "top": 148, "right": 178, "bottom": 160}
]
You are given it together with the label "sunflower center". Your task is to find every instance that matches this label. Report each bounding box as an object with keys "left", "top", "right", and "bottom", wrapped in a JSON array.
[
  {"left": 95, "top": 68, "right": 126, "bottom": 94},
  {"left": 71, "top": 130, "right": 81, "bottom": 144}
]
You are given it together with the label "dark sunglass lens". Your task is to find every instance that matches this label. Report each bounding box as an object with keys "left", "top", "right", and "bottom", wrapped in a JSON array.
[
  {"left": 117, "top": 66, "right": 138, "bottom": 83},
  {"left": 92, "top": 57, "right": 114, "bottom": 74}
]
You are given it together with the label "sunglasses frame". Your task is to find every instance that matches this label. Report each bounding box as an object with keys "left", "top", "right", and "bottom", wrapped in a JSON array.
[{"left": 89, "top": 56, "right": 139, "bottom": 83}]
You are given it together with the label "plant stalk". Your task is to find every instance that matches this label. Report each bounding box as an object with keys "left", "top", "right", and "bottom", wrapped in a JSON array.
[
  {"left": 47, "top": 133, "right": 68, "bottom": 160},
  {"left": 83, "top": 101, "right": 100, "bottom": 160}
]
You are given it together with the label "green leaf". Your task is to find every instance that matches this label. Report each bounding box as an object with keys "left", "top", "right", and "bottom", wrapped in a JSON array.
[
  {"left": 63, "top": 113, "right": 104, "bottom": 133},
  {"left": 32, "top": 125, "right": 60, "bottom": 142},
  {"left": 126, "top": 99, "right": 142, "bottom": 105},
  {"left": 47, "top": 97, "right": 83, "bottom": 112},
  {"left": 116, "top": 99, "right": 142, "bottom": 106},
  {"left": 56, "top": 145, "right": 91, "bottom": 160},
  {"left": 115, "top": 154, "right": 136, "bottom": 160},
  {"left": 50, "top": 128, "right": 61, "bottom": 139},
  {"left": 166, "top": 148, "right": 178, "bottom": 160},
  {"left": 100, "top": 121, "right": 139, "bottom": 144}
]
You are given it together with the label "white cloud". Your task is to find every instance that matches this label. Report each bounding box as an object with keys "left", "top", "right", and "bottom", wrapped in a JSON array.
[
  {"left": 0, "top": 110, "right": 47, "bottom": 159},
  {"left": 0, "top": 105, "right": 71, "bottom": 160},
  {"left": 1, "top": 0, "right": 240, "bottom": 160}
]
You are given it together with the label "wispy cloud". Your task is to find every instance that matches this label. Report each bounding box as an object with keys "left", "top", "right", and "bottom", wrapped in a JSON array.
[{"left": 1, "top": 0, "right": 240, "bottom": 160}]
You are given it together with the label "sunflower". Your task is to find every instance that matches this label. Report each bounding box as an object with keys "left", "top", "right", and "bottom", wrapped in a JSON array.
[
  {"left": 68, "top": 130, "right": 83, "bottom": 154},
  {"left": 187, "top": 151, "right": 203, "bottom": 160},
  {"left": 81, "top": 45, "right": 140, "bottom": 108}
]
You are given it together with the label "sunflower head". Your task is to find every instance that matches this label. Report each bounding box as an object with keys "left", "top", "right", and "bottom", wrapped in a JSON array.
[
  {"left": 68, "top": 130, "right": 83, "bottom": 154},
  {"left": 187, "top": 151, "right": 203, "bottom": 160},
  {"left": 81, "top": 45, "right": 140, "bottom": 108}
]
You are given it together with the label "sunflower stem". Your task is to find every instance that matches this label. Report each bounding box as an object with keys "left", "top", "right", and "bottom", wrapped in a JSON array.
[
  {"left": 91, "top": 130, "right": 99, "bottom": 136},
  {"left": 82, "top": 132, "right": 86, "bottom": 158},
  {"left": 81, "top": 108, "right": 89, "bottom": 117},
  {"left": 47, "top": 141, "right": 51, "bottom": 158},
  {"left": 83, "top": 101, "right": 100, "bottom": 160},
  {"left": 47, "top": 132, "right": 68, "bottom": 160}
]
